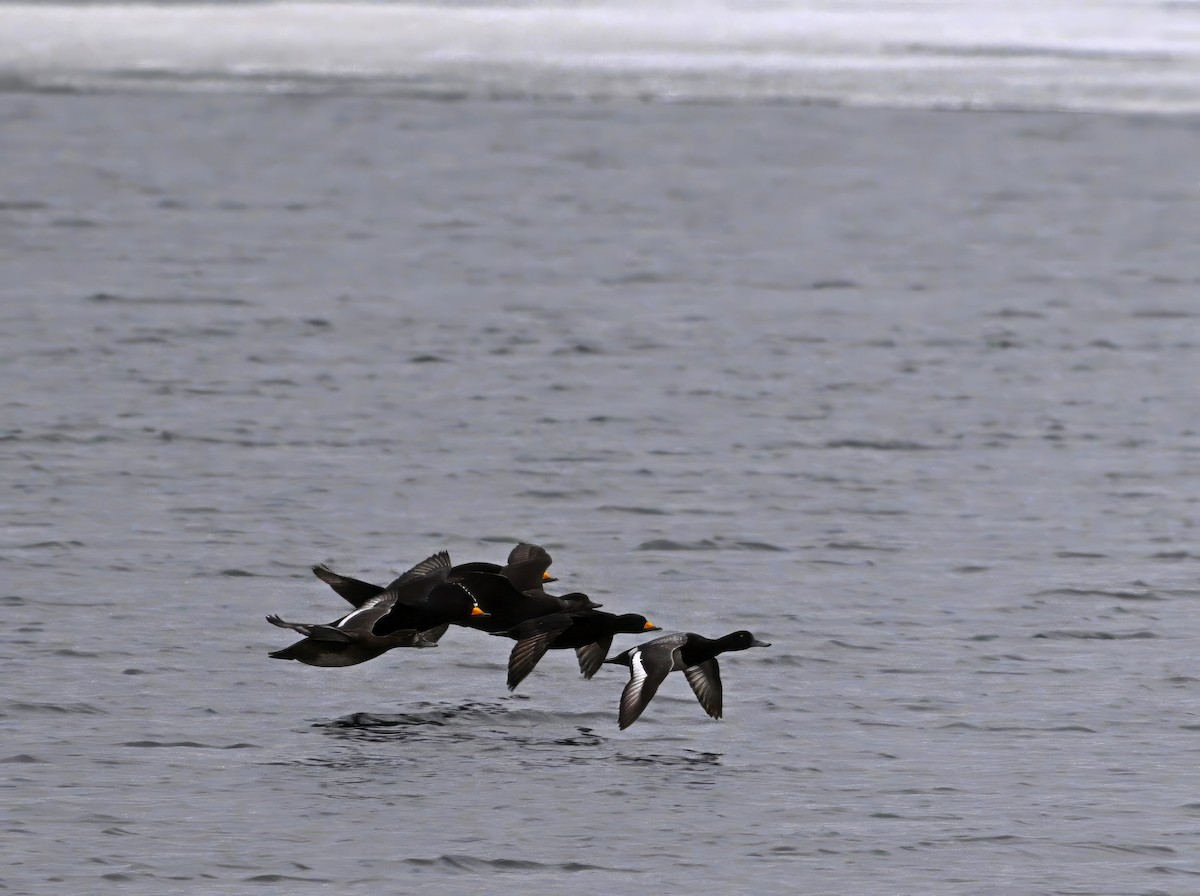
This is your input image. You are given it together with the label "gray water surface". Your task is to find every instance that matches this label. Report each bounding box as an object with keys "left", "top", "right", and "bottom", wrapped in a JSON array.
[{"left": 4, "top": 95, "right": 1200, "bottom": 894}]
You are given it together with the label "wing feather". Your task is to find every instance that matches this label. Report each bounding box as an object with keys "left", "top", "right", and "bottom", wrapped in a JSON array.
[
  {"left": 506, "top": 543, "right": 551, "bottom": 567},
  {"left": 617, "top": 646, "right": 672, "bottom": 730},
  {"left": 506, "top": 631, "right": 557, "bottom": 691},
  {"left": 682, "top": 659, "right": 723, "bottom": 720},
  {"left": 575, "top": 638, "right": 612, "bottom": 680},
  {"left": 311, "top": 565, "right": 384, "bottom": 608},
  {"left": 382, "top": 550, "right": 453, "bottom": 590},
  {"left": 300, "top": 624, "right": 357, "bottom": 643},
  {"left": 419, "top": 624, "right": 451, "bottom": 645}
]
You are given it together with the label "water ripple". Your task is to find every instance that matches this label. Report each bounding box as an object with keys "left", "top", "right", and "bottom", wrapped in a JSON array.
[{"left": 401, "top": 855, "right": 642, "bottom": 874}]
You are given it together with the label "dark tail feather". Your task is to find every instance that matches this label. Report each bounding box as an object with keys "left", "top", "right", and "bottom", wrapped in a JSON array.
[{"left": 268, "top": 642, "right": 303, "bottom": 661}]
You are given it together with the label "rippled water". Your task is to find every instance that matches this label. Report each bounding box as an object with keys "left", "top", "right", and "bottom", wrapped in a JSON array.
[{"left": 4, "top": 92, "right": 1200, "bottom": 894}]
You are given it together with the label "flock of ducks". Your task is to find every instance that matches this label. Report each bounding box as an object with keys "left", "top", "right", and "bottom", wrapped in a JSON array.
[{"left": 267, "top": 543, "right": 770, "bottom": 729}]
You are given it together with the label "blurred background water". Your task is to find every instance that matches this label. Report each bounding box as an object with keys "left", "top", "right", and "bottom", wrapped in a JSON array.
[
  {"left": 3, "top": 0, "right": 1200, "bottom": 111},
  {"left": 3, "top": 2, "right": 1200, "bottom": 894}
]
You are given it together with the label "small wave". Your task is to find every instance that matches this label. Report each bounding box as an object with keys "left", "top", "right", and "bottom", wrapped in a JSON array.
[
  {"left": 601, "top": 271, "right": 672, "bottom": 285},
  {"left": 756, "top": 654, "right": 816, "bottom": 667},
  {"left": 938, "top": 722, "right": 1096, "bottom": 733},
  {"left": 825, "top": 540, "right": 901, "bottom": 552},
  {"left": 52, "top": 216, "right": 98, "bottom": 228},
  {"left": 1149, "top": 550, "right": 1200, "bottom": 561},
  {"left": 598, "top": 505, "right": 669, "bottom": 515},
  {"left": 615, "top": 749, "right": 723, "bottom": 768},
  {"left": 1069, "top": 840, "right": 1176, "bottom": 855},
  {"left": 88, "top": 291, "right": 249, "bottom": 306},
  {"left": 323, "top": 711, "right": 448, "bottom": 730},
  {"left": 0, "top": 199, "right": 49, "bottom": 211},
  {"left": 827, "top": 639, "right": 881, "bottom": 651},
  {"left": 750, "top": 843, "right": 818, "bottom": 856},
  {"left": 120, "top": 740, "right": 258, "bottom": 748},
  {"left": 636, "top": 537, "right": 785, "bottom": 551},
  {"left": 988, "top": 309, "right": 1046, "bottom": 319},
  {"left": 16, "top": 539, "right": 85, "bottom": 550},
  {"left": 639, "top": 538, "right": 718, "bottom": 551},
  {"left": 401, "top": 854, "right": 641, "bottom": 874},
  {"left": 1035, "top": 587, "right": 1161, "bottom": 600},
  {"left": 824, "top": 439, "right": 940, "bottom": 451},
  {"left": 1147, "top": 864, "right": 1200, "bottom": 877},
  {"left": 806, "top": 278, "right": 859, "bottom": 291},
  {"left": 516, "top": 489, "right": 599, "bottom": 499},
  {"left": 7, "top": 700, "right": 107, "bottom": 715},
  {"left": 1032, "top": 629, "right": 1158, "bottom": 640},
  {"left": 319, "top": 700, "right": 514, "bottom": 731},
  {"left": 893, "top": 41, "right": 1173, "bottom": 64}
]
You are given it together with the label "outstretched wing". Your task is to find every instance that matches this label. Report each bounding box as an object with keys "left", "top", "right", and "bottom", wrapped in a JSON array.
[
  {"left": 503, "top": 543, "right": 556, "bottom": 592},
  {"left": 266, "top": 614, "right": 352, "bottom": 641},
  {"left": 682, "top": 659, "right": 723, "bottom": 720},
  {"left": 266, "top": 613, "right": 308, "bottom": 633},
  {"left": 506, "top": 543, "right": 551, "bottom": 567},
  {"left": 617, "top": 645, "right": 674, "bottom": 730},
  {"left": 505, "top": 615, "right": 575, "bottom": 690},
  {"left": 506, "top": 633, "right": 555, "bottom": 691},
  {"left": 575, "top": 637, "right": 613, "bottom": 680},
  {"left": 382, "top": 550, "right": 453, "bottom": 591},
  {"left": 419, "top": 624, "right": 451, "bottom": 645},
  {"left": 312, "top": 565, "right": 384, "bottom": 608}
]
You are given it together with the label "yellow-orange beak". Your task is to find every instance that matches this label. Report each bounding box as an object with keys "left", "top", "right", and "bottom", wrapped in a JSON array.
[
  {"left": 542, "top": 572, "right": 557, "bottom": 583},
  {"left": 470, "top": 606, "right": 488, "bottom": 617},
  {"left": 643, "top": 621, "right": 661, "bottom": 631}
]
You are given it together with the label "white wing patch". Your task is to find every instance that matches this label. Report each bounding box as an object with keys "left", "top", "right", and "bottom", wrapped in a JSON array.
[
  {"left": 619, "top": 646, "right": 671, "bottom": 730},
  {"left": 629, "top": 647, "right": 649, "bottom": 691},
  {"left": 358, "top": 592, "right": 393, "bottom": 613},
  {"left": 335, "top": 605, "right": 376, "bottom": 628}
]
